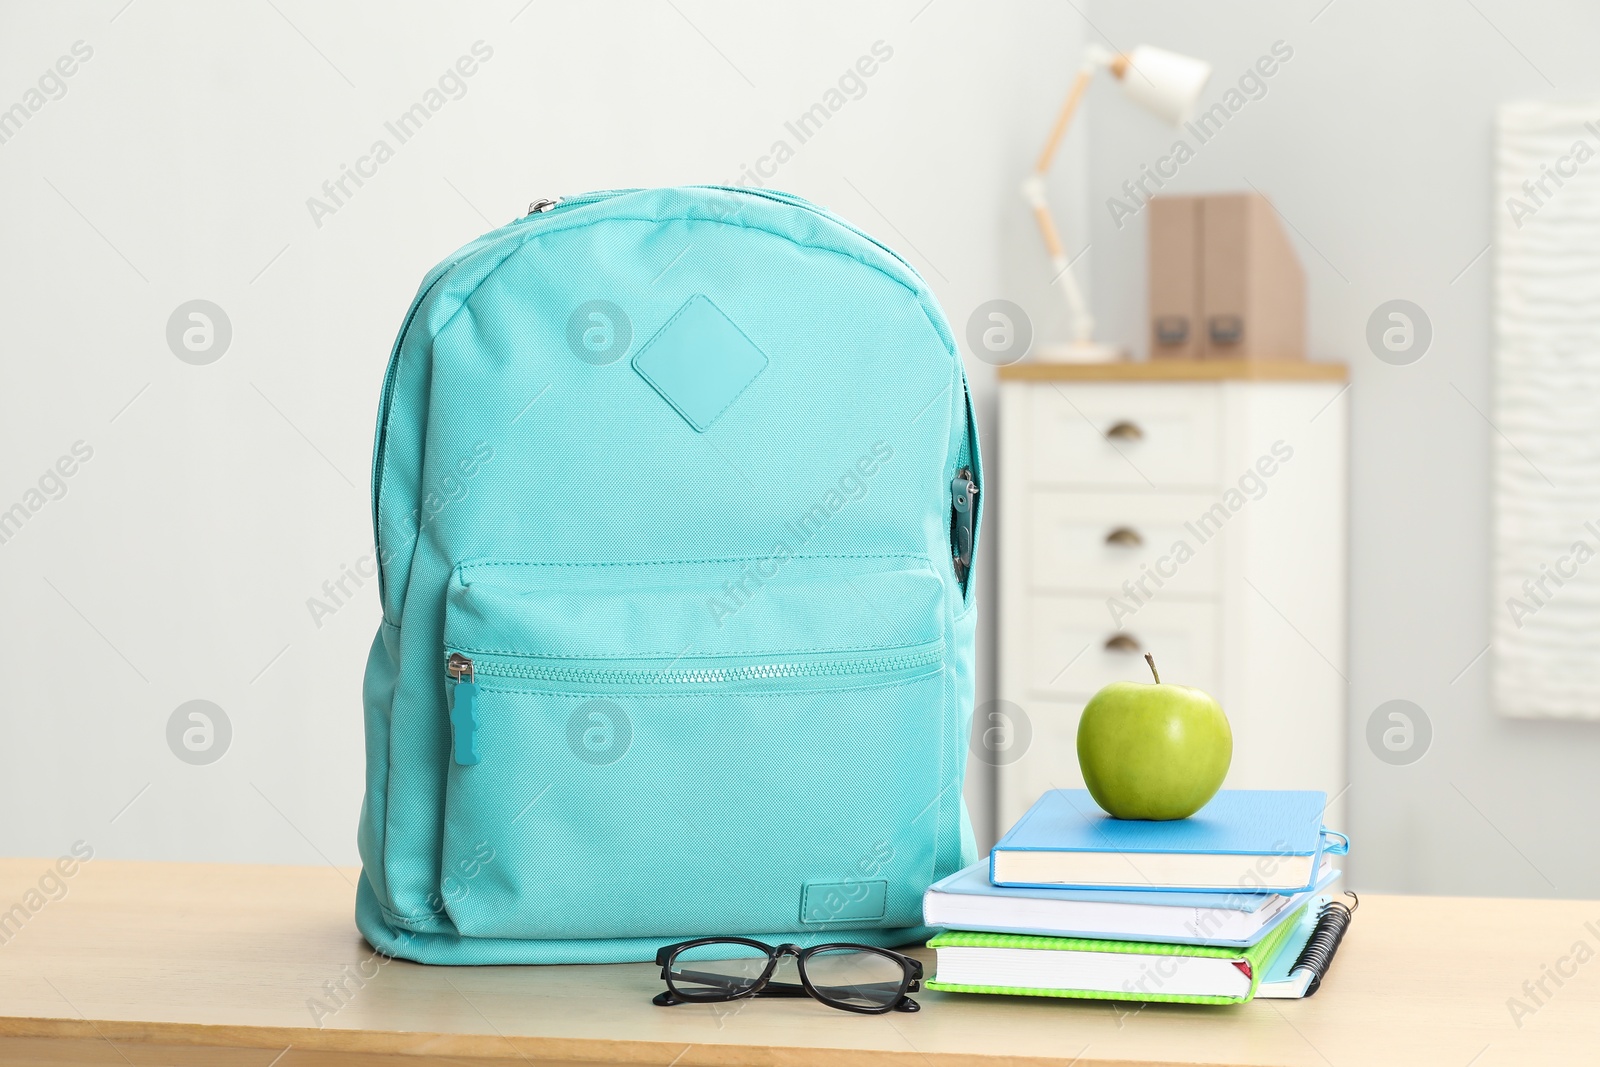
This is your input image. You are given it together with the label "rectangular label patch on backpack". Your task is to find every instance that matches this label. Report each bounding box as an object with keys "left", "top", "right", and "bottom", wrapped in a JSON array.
[{"left": 800, "top": 879, "right": 888, "bottom": 923}]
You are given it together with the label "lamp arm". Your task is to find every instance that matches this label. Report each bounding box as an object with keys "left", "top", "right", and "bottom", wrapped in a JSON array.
[
  {"left": 1032, "top": 62, "right": 1097, "bottom": 176},
  {"left": 1021, "top": 175, "right": 1092, "bottom": 343},
  {"left": 1032, "top": 45, "right": 1117, "bottom": 175},
  {"left": 1024, "top": 45, "right": 1120, "bottom": 348}
]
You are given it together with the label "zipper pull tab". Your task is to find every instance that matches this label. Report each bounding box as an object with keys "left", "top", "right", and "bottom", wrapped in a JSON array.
[
  {"left": 952, "top": 468, "right": 979, "bottom": 583},
  {"left": 527, "top": 197, "right": 561, "bottom": 215},
  {"left": 447, "top": 654, "right": 480, "bottom": 766}
]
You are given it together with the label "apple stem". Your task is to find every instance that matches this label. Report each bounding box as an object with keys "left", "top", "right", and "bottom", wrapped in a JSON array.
[{"left": 1145, "top": 653, "right": 1160, "bottom": 684}]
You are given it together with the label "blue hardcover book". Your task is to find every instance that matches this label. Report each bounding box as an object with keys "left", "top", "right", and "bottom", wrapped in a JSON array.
[
  {"left": 924, "top": 860, "right": 1340, "bottom": 946},
  {"left": 990, "top": 789, "right": 1347, "bottom": 894}
]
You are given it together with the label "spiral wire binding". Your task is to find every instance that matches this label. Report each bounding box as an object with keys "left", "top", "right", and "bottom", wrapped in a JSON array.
[{"left": 1289, "top": 892, "right": 1358, "bottom": 997}]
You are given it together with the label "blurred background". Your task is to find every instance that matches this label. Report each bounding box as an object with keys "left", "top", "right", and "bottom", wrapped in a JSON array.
[{"left": 4, "top": 0, "right": 1599, "bottom": 900}]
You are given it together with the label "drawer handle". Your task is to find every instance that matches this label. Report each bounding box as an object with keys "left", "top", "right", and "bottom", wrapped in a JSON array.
[
  {"left": 1104, "top": 634, "right": 1142, "bottom": 653},
  {"left": 1105, "top": 526, "right": 1144, "bottom": 547},
  {"left": 1105, "top": 420, "right": 1144, "bottom": 441}
]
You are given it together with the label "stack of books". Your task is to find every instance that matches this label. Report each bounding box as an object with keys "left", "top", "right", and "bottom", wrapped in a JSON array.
[{"left": 923, "top": 789, "right": 1355, "bottom": 1005}]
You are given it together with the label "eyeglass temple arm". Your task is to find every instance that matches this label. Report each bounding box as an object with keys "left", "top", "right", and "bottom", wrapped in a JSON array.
[
  {"left": 667, "top": 970, "right": 809, "bottom": 997},
  {"left": 669, "top": 969, "right": 911, "bottom": 998}
]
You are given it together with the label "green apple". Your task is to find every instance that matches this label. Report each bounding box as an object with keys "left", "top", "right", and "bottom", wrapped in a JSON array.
[{"left": 1076, "top": 653, "right": 1231, "bottom": 820}]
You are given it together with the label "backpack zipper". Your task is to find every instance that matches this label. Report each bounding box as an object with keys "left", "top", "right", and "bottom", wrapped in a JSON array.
[
  {"left": 443, "top": 644, "right": 943, "bottom": 766},
  {"left": 517, "top": 188, "right": 640, "bottom": 221},
  {"left": 522, "top": 186, "right": 926, "bottom": 283},
  {"left": 950, "top": 368, "right": 981, "bottom": 593},
  {"left": 450, "top": 645, "right": 940, "bottom": 686},
  {"left": 447, "top": 653, "right": 480, "bottom": 766},
  {"left": 681, "top": 185, "right": 926, "bottom": 282},
  {"left": 951, "top": 468, "right": 979, "bottom": 584}
]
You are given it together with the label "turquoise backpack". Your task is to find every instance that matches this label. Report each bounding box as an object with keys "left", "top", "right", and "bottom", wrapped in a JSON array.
[{"left": 355, "top": 186, "right": 982, "bottom": 964}]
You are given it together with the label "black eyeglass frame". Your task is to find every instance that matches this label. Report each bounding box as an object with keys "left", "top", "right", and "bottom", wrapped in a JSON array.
[{"left": 652, "top": 936, "right": 924, "bottom": 1014}]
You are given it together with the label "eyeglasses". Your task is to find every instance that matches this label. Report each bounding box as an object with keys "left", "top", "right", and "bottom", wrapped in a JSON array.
[{"left": 652, "top": 937, "right": 923, "bottom": 1014}]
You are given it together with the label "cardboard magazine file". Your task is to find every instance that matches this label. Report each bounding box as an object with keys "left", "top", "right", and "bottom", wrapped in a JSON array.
[{"left": 1148, "top": 192, "right": 1306, "bottom": 360}]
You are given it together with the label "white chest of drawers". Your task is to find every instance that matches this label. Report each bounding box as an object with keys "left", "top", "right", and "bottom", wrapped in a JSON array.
[{"left": 994, "top": 361, "right": 1349, "bottom": 834}]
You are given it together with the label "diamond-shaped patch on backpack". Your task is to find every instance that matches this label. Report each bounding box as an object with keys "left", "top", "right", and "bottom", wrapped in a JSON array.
[{"left": 631, "top": 295, "right": 768, "bottom": 432}]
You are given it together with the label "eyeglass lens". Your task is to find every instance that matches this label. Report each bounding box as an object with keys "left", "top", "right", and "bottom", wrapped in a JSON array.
[
  {"left": 803, "top": 947, "right": 908, "bottom": 1009},
  {"left": 666, "top": 941, "right": 771, "bottom": 998}
]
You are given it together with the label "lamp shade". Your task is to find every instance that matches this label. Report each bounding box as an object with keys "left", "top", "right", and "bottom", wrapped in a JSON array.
[{"left": 1118, "top": 45, "right": 1211, "bottom": 126}]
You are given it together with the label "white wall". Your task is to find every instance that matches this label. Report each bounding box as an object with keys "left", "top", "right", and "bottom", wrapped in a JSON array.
[
  {"left": 1084, "top": 0, "right": 1600, "bottom": 897},
  {"left": 0, "top": 1, "right": 1089, "bottom": 866},
  {"left": 17, "top": 0, "right": 1581, "bottom": 904}
]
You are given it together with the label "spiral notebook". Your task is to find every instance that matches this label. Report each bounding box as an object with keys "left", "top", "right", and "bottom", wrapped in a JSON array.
[
  {"left": 926, "top": 895, "right": 1357, "bottom": 1004},
  {"left": 1254, "top": 894, "right": 1358, "bottom": 999}
]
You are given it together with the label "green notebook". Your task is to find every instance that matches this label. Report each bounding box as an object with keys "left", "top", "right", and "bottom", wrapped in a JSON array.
[{"left": 926, "top": 904, "right": 1306, "bottom": 1005}]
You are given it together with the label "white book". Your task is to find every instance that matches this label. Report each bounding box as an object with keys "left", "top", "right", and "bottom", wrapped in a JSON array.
[{"left": 924, "top": 860, "right": 1336, "bottom": 947}]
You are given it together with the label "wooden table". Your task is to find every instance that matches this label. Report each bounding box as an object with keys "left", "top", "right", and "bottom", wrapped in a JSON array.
[{"left": 0, "top": 859, "right": 1593, "bottom": 1066}]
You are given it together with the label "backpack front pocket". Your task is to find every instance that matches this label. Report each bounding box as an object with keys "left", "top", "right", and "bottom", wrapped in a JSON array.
[{"left": 438, "top": 555, "right": 952, "bottom": 942}]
